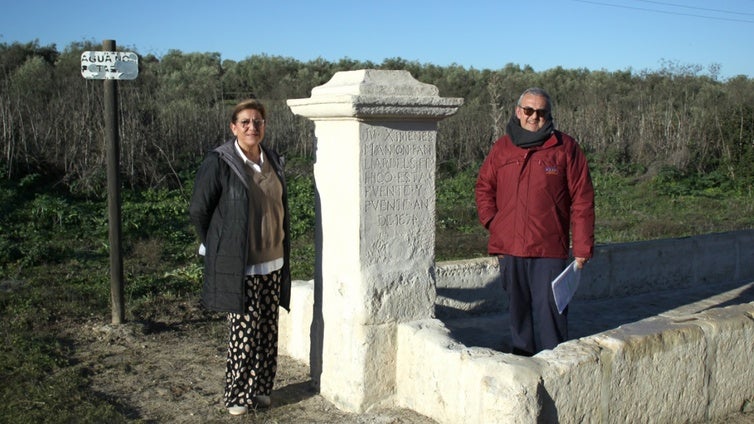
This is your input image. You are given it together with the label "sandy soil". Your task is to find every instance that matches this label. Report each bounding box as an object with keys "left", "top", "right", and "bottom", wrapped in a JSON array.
[{"left": 65, "top": 297, "right": 437, "bottom": 423}]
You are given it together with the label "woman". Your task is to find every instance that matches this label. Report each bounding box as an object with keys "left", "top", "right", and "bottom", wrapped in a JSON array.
[{"left": 189, "top": 98, "right": 291, "bottom": 416}]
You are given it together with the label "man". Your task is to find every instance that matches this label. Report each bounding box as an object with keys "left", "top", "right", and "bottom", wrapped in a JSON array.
[{"left": 475, "top": 87, "right": 594, "bottom": 356}]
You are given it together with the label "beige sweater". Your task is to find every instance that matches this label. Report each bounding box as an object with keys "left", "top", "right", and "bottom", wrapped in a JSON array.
[{"left": 245, "top": 158, "right": 284, "bottom": 266}]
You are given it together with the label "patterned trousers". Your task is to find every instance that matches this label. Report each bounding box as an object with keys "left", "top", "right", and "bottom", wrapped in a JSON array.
[{"left": 223, "top": 270, "right": 281, "bottom": 407}]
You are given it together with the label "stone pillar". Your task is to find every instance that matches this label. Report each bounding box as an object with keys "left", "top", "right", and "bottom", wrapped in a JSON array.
[{"left": 287, "top": 69, "right": 462, "bottom": 412}]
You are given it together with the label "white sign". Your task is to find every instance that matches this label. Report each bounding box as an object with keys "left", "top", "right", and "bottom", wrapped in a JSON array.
[{"left": 81, "top": 51, "right": 138, "bottom": 80}]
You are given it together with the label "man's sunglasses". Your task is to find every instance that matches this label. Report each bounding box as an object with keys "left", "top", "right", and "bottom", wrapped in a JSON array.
[{"left": 518, "top": 105, "right": 550, "bottom": 119}]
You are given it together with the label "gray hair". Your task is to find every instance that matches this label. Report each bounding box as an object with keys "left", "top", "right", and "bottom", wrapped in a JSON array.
[{"left": 517, "top": 87, "right": 552, "bottom": 110}]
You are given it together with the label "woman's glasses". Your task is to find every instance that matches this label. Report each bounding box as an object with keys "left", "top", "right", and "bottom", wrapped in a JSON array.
[{"left": 238, "top": 118, "right": 265, "bottom": 128}]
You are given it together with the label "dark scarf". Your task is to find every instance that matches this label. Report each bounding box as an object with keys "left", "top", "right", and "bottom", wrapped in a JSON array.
[{"left": 506, "top": 113, "right": 554, "bottom": 148}]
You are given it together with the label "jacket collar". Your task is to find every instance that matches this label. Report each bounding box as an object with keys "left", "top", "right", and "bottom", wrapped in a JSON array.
[{"left": 214, "top": 140, "right": 249, "bottom": 188}]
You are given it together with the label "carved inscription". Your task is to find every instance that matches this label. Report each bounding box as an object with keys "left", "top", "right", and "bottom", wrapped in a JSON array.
[{"left": 362, "top": 127, "right": 434, "bottom": 228}]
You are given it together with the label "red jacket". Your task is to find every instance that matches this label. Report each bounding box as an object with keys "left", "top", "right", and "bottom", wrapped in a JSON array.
[{"left": 475, "top": 131, "right": 594, "bottom": 259}]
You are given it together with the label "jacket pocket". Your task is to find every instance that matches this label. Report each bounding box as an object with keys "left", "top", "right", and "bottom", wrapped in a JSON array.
[{"left": 215, "top": 254, "right": 243, "bottom": 279}]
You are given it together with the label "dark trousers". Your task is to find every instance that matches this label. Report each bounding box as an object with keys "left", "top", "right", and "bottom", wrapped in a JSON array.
[{"left": 498, "top": 256, "right": 568, "bottom": 356}]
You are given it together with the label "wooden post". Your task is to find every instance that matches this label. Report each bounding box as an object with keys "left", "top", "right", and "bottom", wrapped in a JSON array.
[{"left": 103, "top": 39, "right": 125, "bottom": 325}]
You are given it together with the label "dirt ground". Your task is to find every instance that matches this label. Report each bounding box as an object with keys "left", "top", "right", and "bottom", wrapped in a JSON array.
[
  {"left": 65, "top": 296, "right": 754, "bottom": 424},
  {"left": 65, "top": 297, "right": 437, "bottom": 423}
]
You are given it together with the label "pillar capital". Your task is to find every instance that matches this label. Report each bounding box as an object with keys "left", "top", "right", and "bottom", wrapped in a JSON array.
[{"left": 287, "top": 69, "right": 463, "bottom": 120}]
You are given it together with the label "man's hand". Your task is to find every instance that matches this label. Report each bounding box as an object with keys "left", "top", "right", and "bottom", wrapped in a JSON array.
[{"left": 575, "top": 257, "right": 588, "bottom": 269}]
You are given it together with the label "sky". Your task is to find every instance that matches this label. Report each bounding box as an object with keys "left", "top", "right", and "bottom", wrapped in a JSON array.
[{"left": 1, "top": 0, "right": 753, "bottom": 80}]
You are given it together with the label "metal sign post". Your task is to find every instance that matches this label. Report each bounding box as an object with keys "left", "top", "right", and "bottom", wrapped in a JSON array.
[{"left": 81, "top": 39, "right": 139, "bottom": 325}]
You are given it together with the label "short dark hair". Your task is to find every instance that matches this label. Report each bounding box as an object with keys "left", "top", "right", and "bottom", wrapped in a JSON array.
[{"left": 231, "top": 99, "right": 266, "bottom": 123}]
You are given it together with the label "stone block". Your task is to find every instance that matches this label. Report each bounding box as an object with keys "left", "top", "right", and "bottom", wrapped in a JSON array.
[
  {"left": 693, "top": 234, "right": 740, "bottom": 285},
  {"left": 736, "top": 232, "right": 754, "bottom": 279},
  {"left": 396, "top": 319, "right": 541, "bottom": 424},
  {"left": 606, "top": 238, "right": 697, "bottom": 297},
  {"left": 320, "top": 320, "right": 397, "bottom": 412},
  {"left": 463, "top": 349, "right": 543, "bottom": 423},
  {"left": 435, "top": 257, "right": 506, "bottom": 317},
  {"left": 576, "top": 245, "right": 613, "bottom": 300},
  {"left": 537, "top": 339, "right": 603, "bottom": 423},
  {"left": 396, "top": 319, "right": 457, "bottom": 419},
  {"left": 695, "top": 303, "right": 754, "bottom": 418},
  {"left": 594, "top": 316, "right": 707, "bottom": 423},
  {"left": 278, "top": 280, "right": 314, "bottom": 364}
]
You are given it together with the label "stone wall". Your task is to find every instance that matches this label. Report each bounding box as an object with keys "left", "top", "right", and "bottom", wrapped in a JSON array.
[
  {"left": 280, "top": 230, "right": 754, "bottom": 422},
  {"left": 434, "top": 229, "right": 754, "bottom": 317},
  {"left": 397, "top": 302, "right": 754, "bottom": 423}
]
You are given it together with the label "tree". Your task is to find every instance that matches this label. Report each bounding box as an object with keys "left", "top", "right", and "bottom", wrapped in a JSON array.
[{"left": 1, "top": 41, "right": 753, "bottom": 192}]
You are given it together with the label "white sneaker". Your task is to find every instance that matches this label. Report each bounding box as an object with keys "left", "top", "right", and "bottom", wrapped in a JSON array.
[
  {"left": 254, "top": 395, "right": 271, "bottom": 407},
  {"left": 228, "top": 405, "right": 248, "bottom": 415}
]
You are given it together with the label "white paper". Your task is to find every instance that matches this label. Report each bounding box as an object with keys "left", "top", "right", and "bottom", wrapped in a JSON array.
[{"left": 551, "top": 261, "right": 581, "bottom": 314}]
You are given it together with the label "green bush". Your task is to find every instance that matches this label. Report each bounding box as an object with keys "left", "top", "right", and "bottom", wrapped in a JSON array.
[{"left": 287, "top": 174, "right": 316, "bottom": 239}]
